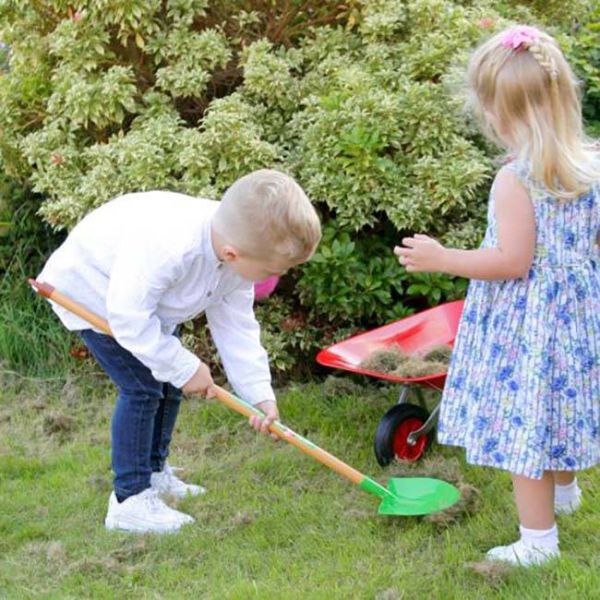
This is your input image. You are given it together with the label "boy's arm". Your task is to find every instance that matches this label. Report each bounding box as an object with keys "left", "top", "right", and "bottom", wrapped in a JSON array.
[
  {"left": 205, "top": 283, "right": 276, "bottom": 406},
  {"left": 105, "top": 242, "right": 201, "bottom": 389},
  {"left": 395, "top": 168, "right": 536, "bottom": 280}
]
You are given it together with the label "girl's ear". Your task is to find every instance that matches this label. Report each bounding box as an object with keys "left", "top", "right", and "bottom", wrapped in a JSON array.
[{"left": 221, "top": 244, "right": 240, "bottom": 263}]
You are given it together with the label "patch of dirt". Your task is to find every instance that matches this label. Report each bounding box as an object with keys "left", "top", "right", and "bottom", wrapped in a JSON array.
[
  {"left": 388, "top": 455, "right": 464, "bottom": 484},
  {"left": 375, "top": 588, "right": 404, "bottom": 600},
  {"left": 30, "top": 397, "right": 48, "bottom": 411},
  {"left": 67, "top": 539, "right": 150, "bottom": 577},
  {"left": 110, "top": 538, "right": 149, "bottom": 562},
  {"left": 23, "top": 541, "right": 67, "bottom": 566},
  {"left": 46, "top": 541, "right": 67, "bottom": 564},
  {"left": 424, "top": 483, "right": 481, "bottom": 527},
  {"left": 231, "top": 510, "right": 254, "bottom": 527},
  {"left": 61, "top": 377, "right": 82, "bottom": 407},
  {"left": 344, "top": 508, "right": 373, "bottom": 520},
  {"left": 465, "top": 560, "right": 513, "bottom": 584},
  {"left": 43, "top": 413, "right": 76, "bottom": 435},
  {"left": 87, "top": 474, "right": 112, "bottom": 493},
  {"left": 387, "top": 456, "right": 482, "bottom": 528}
]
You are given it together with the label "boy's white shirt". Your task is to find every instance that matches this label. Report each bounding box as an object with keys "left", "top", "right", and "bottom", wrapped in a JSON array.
[{"left": 38, "top": 191, "right": 275, "bottom": 405}]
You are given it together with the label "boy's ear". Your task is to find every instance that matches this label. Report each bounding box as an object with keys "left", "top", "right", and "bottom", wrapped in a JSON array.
[{"left": 221, "top": 244, "right": 240, "bottom": 263}]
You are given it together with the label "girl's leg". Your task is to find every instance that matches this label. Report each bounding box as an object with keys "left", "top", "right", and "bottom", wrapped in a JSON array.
[
  {"left": 486, "top": 471, "right": 560, "bottom": 566},
  {"left": 552, "top": 470, "right": 582, "bottom": 514},
  {"left": 553, "top": 471, "right": 575, "bottom": 485},
  {"left": 512, "top": 472, "right": 555, "bottom": 529}
]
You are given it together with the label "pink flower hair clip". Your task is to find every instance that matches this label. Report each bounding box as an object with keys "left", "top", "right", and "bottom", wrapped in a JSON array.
[{"left": 500, "top": 25, "right": 541, "bottom": 51}]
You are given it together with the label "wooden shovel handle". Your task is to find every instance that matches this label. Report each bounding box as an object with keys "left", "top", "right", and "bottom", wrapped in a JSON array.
[
  {"left": 29, "top": 280, "right": 114, "bottom": 336},
  {"left": 29, "top": 279, "right": 366, "bottom": 485}
]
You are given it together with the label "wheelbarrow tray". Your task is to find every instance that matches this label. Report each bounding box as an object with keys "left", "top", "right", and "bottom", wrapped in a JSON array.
[{"left": 317, "top": 300, "right": 464, "bottom": 391}]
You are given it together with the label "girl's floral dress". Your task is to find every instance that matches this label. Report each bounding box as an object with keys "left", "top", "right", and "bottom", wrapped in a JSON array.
[{"left": 438, "top": 161, "right": 600, "bottom": 479}]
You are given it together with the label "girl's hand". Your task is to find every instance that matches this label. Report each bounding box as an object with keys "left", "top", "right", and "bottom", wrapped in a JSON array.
[
  {"left": 394, "top": 234, "right": 446, "bottom": 273},
  {"left": 250, "top": 400, "right": 279, "bottom": 441}
]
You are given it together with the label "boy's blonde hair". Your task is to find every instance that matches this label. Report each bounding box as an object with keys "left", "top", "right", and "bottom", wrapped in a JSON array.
[
  {"left": 468, "top": 25, "right": 600, "bottom": 200},
  {"left": 213, "top": 169, "right": 321, "bottom": 262}
]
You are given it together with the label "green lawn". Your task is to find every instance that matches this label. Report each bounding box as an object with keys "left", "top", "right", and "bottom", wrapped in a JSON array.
[{"left": 0, "top": 369, "right": 598, "bottom": 599}]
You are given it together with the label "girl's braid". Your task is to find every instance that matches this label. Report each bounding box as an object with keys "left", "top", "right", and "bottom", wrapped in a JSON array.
[{"left": 527, "top": 39, "right": 559, "bottom": 81}]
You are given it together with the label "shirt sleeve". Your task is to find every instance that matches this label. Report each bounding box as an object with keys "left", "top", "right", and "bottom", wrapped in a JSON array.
[
  {"left": 205, "top": 283, "right": 275, "bottom": 405},
  {"left": 105, "top": 239, "right": 201, "bottom": 389}
]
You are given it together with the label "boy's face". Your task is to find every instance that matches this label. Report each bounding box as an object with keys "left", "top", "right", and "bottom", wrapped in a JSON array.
[{"left": 226, "top": 253, "right": 295, "bottom": 283}]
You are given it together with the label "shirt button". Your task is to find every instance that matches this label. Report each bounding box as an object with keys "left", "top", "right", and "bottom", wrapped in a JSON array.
[
  {"left": 207, "top": 291, "right": 212, "bottom": 297},
  {"left": 217, "top": 263, "right": 223, "bottom": 269}
]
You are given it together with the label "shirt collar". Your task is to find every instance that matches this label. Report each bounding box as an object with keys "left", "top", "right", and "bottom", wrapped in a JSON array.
[{"left": 203, "top": 214, "right": 224, "bottom": 268}]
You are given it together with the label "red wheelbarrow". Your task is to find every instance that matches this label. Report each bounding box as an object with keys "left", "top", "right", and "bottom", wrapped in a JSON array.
[{"left": 317, "top": 300, "right": 464, "bottom": 466}]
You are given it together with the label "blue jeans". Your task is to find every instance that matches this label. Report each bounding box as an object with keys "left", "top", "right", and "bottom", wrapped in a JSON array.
[{"left": 80, "top": 329, "right": 183, "bottom": 500}]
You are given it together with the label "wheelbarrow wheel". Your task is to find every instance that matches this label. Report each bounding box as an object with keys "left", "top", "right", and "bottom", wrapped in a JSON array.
[{"left": 374, "top": 403, "right": 434, "bottom": 466}]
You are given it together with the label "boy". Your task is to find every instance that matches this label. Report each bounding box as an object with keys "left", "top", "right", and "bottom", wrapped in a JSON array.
[{"left": 37, "top": 169, "right": 321, "bottom": 533}]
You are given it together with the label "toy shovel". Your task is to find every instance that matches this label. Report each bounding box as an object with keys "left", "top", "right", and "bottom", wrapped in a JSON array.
[{"left": 29, "top": 279, "right": 460, "bottom": 516}]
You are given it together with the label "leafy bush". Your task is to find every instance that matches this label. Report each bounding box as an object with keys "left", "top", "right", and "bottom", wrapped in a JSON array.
[
  {"left": 0, "top": 0, "right": 597, "bottom": 376},
  {"left": 566, "top": 6, "right": 600, "bottom": 135}
]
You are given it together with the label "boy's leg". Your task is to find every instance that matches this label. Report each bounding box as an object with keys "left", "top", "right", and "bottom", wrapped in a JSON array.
[
  {"left": 149, "top": 382, "right": 206, "bottom": 497},
  {"left": 150, "top": 326, "right": 184, "bottom": 471},
  {"left": 80, "top": 329, "right": 163, "bottom": 500},
  {"left": 150, "top": 382, "right": 183, "bottom": 472}
]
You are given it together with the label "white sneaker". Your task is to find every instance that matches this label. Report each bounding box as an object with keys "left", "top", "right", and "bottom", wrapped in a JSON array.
[
  {"left": 486, "top": 539, "right": 560, "bottom": 566},
  {"left": 151, "top": 463, "right": 206, "bottom": 499},
  {"left": 105, "top": 488, "right": 195, "bottom": 533}
]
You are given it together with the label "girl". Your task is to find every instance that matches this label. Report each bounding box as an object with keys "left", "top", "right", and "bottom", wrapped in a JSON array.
[{"left": 395, "top": 25, "right": 600, "bottom": 566}]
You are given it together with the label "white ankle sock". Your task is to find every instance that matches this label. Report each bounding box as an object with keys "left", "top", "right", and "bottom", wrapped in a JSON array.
[
  {"left": 519, "top": 523, "right": 559, "bottom": 549},
  {"left": 555, "top": 478, "right": 580, "bottom": 504}
]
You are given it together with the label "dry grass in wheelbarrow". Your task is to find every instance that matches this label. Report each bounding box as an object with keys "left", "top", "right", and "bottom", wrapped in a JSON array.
[{"left": 359, "top": 345, "right": 452, "bottom": 378}]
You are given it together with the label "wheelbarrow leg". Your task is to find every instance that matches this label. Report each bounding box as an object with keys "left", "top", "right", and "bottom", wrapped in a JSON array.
[
  {"left": 397, "top": 385, "right": 410, "bottom": 404},
  {"left": 414, "top": 386, "right": 428, "bottom": 410},
  {"left": 406, "top": 402, "right": 440, "bottom": 446}
]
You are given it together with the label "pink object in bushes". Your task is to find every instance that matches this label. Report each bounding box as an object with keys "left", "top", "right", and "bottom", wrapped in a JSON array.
[{"left": 254, "top": 275, "right": 279, "bottom": 301}]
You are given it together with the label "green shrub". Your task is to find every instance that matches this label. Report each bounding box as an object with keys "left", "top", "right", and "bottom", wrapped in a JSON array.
[
  {"left": 566, "top": 7, "right": 600, "bottom": 135},
  {"left": 0, "top": 0, "right": 597, "bottom": 376},
  {"left": 297, "top": 222, "right": 411, "bottom": 322}
]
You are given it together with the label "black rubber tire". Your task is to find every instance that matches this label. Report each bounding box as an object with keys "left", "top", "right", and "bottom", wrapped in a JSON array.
[{"left": 374, "top": 403, "right": 434, "bottom": 466}]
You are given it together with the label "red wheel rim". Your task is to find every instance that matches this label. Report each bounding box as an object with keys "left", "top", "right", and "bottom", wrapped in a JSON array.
[{"left": 392, "top": 417, "right": 428, "bottom": 461}]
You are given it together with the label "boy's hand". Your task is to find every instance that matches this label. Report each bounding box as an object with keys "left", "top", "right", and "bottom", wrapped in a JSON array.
[
  {"left": 394, "top": 234, "right": 446, "bottom": 273},
  {"left": 182, "top": 362, "right": 216, "bottom": 398},
  {"left": 250, "top": 400, "right": 279, "bottom": 441}
]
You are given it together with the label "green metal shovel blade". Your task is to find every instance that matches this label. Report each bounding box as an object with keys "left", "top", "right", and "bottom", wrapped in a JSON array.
[{"left": 378, "top": 477, "right": 461, "bottom": 516}]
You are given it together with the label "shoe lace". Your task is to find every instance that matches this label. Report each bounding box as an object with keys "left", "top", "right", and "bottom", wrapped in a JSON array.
[
  {"left": 163, "top": 463, "right": 186, "bottom": 488},
  {"left": 144, "top": 489, "right": 167, "bottom": 513}
]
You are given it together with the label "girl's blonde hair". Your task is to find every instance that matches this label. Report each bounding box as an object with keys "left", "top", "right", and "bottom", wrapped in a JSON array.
[
  {"left": 468, "top": 25, "right": 599, "bottom": 200},
  {"left": 213, "top": 169, "right": 321, "bottom": 262}
]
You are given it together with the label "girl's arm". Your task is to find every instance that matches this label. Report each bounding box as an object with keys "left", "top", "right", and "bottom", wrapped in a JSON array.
[{"left": 395, "top": 167, "right": 536, "bottom": 280}]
